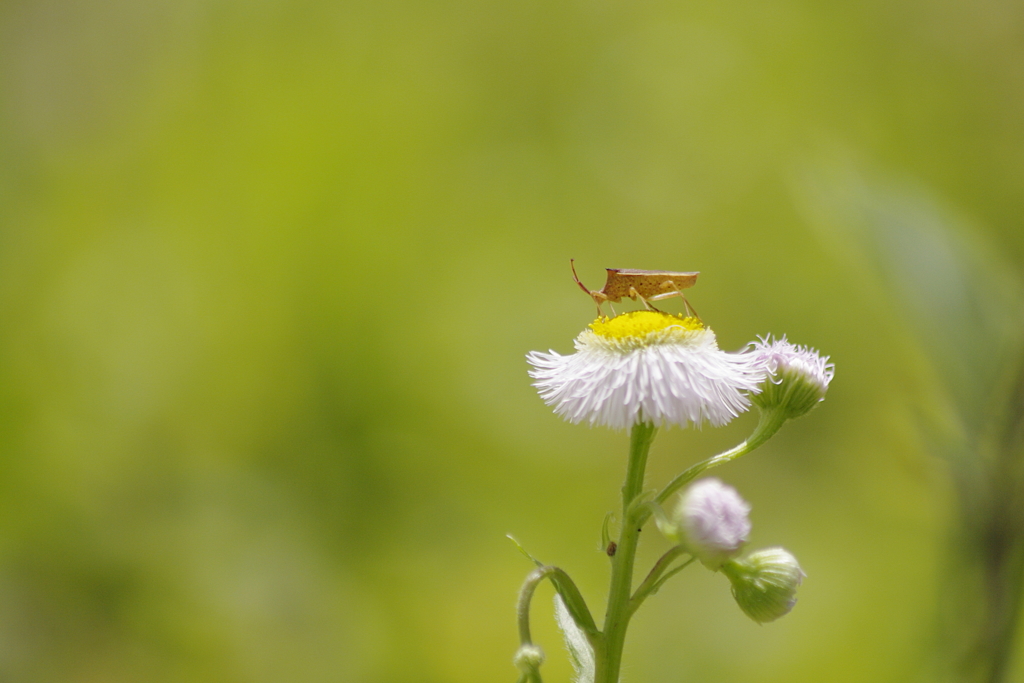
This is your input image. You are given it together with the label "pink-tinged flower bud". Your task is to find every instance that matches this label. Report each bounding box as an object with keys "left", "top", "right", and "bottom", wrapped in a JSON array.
[
  {"left": 677, "top": 478, "right": 752, "bottom": 569},
  {"left": 750, "top": 336, "right": 834, "bottom": 419}
]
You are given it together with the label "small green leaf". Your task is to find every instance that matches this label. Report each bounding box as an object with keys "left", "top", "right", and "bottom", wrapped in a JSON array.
[{"left": 554, "top": 595, "right": 595, "bottom": 683}]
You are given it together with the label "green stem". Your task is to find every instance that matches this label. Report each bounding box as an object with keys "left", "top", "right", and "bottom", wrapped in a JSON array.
[
  {"left": 516, "top": 566, "right": 549, "bottom": 646},
  {"left": 517, "top": 565, "right": 599, "bottom": 647},
  {"left": 644, "top": 555, "right": 696, "bottom": 600},
  {"left": 593, "top": 422, "right": 658, "bottom": 683},
  {"left": 643, "top": 407, "right": 787, "bottom": 525},
  {"left": 629, "top": 545, "right": 692, "bottom": 613}
]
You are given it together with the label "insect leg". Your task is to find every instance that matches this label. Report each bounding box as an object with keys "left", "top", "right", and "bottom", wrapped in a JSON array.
[
  {"left": 630, "top": 287, "right": 663, "bottom": 313},
  {"left": 684, "top": 297, "right": 701, "bottom": 320},
  {"left": 663, "top": 282, "right": 701, "bottom": 321}
]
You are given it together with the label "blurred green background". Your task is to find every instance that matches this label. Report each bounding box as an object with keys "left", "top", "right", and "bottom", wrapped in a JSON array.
[{"left": 2, "top": 1, "right": 1024, "bottom": 682}]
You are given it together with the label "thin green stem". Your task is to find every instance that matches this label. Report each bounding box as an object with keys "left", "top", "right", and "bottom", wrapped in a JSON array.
[
  {"left": 516, "top": 567, "right": 549, "bottom": 647},
  {"left": 593, "top": 422, "right": 657, "bottom": 683},
  {"left": 643, "top": 556, "right": 696, "bottom": 602},
  {"left": 642, "top": 408, "right": 788, "bottom": 525},
  {"left": 629, "top": 545, "right": 691, "bottom": 613},
  {"left": 512, "top": 566, "right": 562, "bottom": 683},
  {"left": 516, "top": 565, "right": 599, "bottom": 647}
]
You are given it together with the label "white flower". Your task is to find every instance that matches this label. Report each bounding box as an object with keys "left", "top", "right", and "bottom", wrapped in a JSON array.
[
  {"left": 527, "top": 311, "right": 768, "bottom": 430},
  {"left": 750, "top": 336, "right": 835, "bottom": 419},
  {"left": 677, "top": 478, "right": 751, "bottom": 569}
]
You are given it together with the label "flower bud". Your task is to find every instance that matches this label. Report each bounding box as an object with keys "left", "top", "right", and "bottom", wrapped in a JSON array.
[
  {"left": 722, "top": 547, "right": 805, "bottom": 623},
  {"left": 676, "top": 478, "right": 751, "bottom": 569},
  {"left": 513, "top": 644, "right": 545, "bottom": 673},
  {"left": 750, "top": 336, "right": 834, "bottom": 420}
]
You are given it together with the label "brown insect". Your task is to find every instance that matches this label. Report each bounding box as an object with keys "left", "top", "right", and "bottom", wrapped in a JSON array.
[{"left": 571, "top": 259, "right": 700, "bottom": 318}]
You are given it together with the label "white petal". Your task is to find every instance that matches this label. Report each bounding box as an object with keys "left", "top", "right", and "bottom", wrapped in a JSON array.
[{"left": 528, "top": 323, "right": 768, "bottom": 430}]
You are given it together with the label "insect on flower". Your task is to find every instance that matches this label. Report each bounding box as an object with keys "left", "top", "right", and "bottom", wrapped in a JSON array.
[{"left": 571, "top": 259, "right": 701, "bottom": 318}]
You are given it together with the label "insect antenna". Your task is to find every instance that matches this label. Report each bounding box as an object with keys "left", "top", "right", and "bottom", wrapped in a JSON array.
[
  {"left": 569, "top": 259, "right": 592, "bottom": 296},
  {"left": 570, "top": 259, "right": 606, "bottom": 317}
]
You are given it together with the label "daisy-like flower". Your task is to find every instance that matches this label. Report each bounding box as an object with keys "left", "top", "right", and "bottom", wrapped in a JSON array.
[
  {"left": 527, "top": 311, "right": 768, "bottom": 430},
  {"left": 750, "top": 336, "right": 835, "bottom": 420}
]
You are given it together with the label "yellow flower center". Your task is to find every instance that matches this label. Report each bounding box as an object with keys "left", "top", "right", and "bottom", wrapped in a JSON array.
[{"left": 589, "top": 310, "right": 703, "bottom": 340}]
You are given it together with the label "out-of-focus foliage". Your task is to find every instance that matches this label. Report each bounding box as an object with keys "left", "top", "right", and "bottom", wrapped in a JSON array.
[
  {"left": 0, "top": 1, "right": 1022, "bottom": 682},
  {"left": 798, "top": 166, "right": 1024, "bottom": 683}
]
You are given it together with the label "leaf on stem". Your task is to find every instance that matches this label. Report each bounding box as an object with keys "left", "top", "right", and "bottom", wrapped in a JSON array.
[
  {"left": 554, "top": 594, "right": 595, "bottom": 683},
  {"left": 507, "top": 534, "right": 544, "bottom": 567}
]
